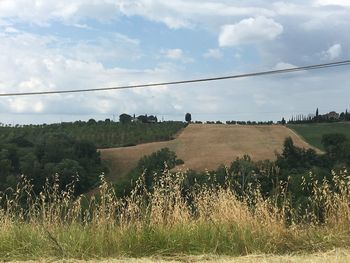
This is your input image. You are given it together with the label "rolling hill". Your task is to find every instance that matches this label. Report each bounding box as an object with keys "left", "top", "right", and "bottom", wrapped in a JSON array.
[
  {"left": 100, "top": 124, "right": 319, "bottom": 181},
  {"left": 288, "top": 122, "right": 350, "bottom": 150}
]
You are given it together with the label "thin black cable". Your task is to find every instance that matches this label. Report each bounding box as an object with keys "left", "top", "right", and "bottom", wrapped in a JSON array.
[{"left": 1, "top": 60, "right": 350, "bottom": 97}]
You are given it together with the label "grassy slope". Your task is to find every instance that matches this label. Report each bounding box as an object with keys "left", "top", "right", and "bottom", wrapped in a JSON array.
[
  {"left": 288, "top": 122, "right": 350, "bottom": 150},
  {"left": 100, "top": 124, "right": 319, "bottom": 180},
  {"left": 0, "top": 121, "right": 185, "bottom": 148}
]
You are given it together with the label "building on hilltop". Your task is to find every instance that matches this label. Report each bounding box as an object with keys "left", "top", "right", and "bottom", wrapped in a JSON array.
[
  {"left": 324, "top": 111, "right": 340, "bottom": 120},
  {"left": 131, "top": 114, "right": 139, "bottom": 123},
  {"left": 136, "top": 114, "right": 158, "bottom": 123}
]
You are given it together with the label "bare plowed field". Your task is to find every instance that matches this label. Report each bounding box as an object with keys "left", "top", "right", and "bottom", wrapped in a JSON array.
[{"left": 100, "top": 124, "right": 319, "bottom": 180}]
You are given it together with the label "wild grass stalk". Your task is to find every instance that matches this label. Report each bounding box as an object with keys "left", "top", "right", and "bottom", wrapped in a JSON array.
[{"left": 0, "top": 169, "right": 350, "bottom": 260}]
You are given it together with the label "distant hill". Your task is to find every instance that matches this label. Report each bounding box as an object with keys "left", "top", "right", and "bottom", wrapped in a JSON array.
[
  {"left": 0, "top": 121, "right": 185, "bottom": 148},
  {"left": 100, "top": 124, "right": 318, "bottom": 181},
  {"left": 288, "top": 122, "right": 350, "bottom": 150}
]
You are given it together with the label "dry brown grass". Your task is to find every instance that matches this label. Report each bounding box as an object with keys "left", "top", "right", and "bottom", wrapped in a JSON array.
[
  {"left": 2, "top": 170, "right": 350, "bottom": 260},
  {"left": 100, "top": 124, "right": 319, "bottom": 181},
  {"left": 7, "top": 250, "right": 350, "bottom": 262}
]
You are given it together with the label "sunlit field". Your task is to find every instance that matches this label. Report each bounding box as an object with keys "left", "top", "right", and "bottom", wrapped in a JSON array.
[{"left": 100, "top": 124, "right": 318, "bottom": 179}]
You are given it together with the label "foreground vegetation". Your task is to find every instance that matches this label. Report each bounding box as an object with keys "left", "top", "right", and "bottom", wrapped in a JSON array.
[
  {"left": 4, "top": 250, "right": 350, "bottom": 263},
  {"left": 1, "top": 169, "right": 350, "bottom": 261},
  {"left": 288, "top": 122, "right": 350, "bottom": 150}
]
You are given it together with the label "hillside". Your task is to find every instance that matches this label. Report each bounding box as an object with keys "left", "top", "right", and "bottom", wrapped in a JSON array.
[
  {"left": 100, "top": 124, "right": 318, "bottom": 180},
  {"left": 288, "top": 122, "right": 350, "bottom": 150},
  {"left": 0, "top": 121, "right": 185, "bottom": 148}
]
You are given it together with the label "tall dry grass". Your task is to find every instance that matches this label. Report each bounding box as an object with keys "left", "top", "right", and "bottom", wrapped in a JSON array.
[{"left": 1, "top": 169, "right": 350, "bottom": 260}]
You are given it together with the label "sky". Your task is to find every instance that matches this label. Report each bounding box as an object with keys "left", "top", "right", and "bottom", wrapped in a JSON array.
[{"left": 0, "top": 0, "right": 349, "bottom": 124}]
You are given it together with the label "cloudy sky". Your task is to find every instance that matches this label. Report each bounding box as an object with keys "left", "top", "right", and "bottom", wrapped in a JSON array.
[{"left": 0, "top": 0, "right": 349, "bottom": 124}]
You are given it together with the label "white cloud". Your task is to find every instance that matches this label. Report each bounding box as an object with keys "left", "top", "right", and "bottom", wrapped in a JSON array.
[
  {"left": 4, "top": 27, "right": 19, "bottom": 33},
  {"left": 0, "top": 1, "right": 350, "bottom": 124},
  {"left": 0, "top": 0, "right": 348, "bottom": 35},
  {"left": 0, "top": 27, "right": 349, "bottom": 125},
  {"left": 203, "top": 49, "right": 223, "bottom": 59},
  {"left": 273, "top": 62, "right": 297, "bottom": 70},
  {"left": 161, "top": 48, "right": 183, "bottom": 60},
  {"left": 62, "top": 34, "right": 141, "bottom": 64},
  {"left": 272, "top": 62, "right": 306, "bottom": 76},
  {"left": 234, "top": 52, "right": 242, "bottom": 59},
  {"left": 219, "top": 16, "right": 283, "bottom": 47},
  {"left": 322, "top": 44, "right": 342, "bottom": 60},
  {"left": 0, "top": 0, "right": 119, "bottom": 24},
  {"left": 9, "top": 98, "right": 44, "bottom": 113},
  {"left": 73, "top": 23, "right": 92, "bottom": 29},
  {"left": 0, "top": 0, "right": 276, "bottom": 29},
  {"left": 118, "top": 0, "right": 274, "bottom": 29},
  {"left": 315, "top": 0, "right": 350, "bottom": 7},
  {"left": 0, "top": 31, "right": 186, "bottom": 118}
]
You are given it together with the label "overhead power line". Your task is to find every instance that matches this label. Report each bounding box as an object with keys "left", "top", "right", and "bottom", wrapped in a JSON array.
[{"left": 1, "top": 60, "right": 350, "bottom": 97}]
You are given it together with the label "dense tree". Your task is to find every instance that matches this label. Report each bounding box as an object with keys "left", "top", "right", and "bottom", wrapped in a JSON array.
[
  {"left": 0, "top": 133, "right": 105, "bottom": 194},
  {"left": 147, "top": 115, "right": 158, "bottom": 123},
  {"left": 119, "top": 113, "right": 132, "bottom": 124},
  {"left": 321, "top": 133, "right": 347, "bottom": 162},
  {"left": 137, "top": 115, "right": 148, "bottom": 123},
  {"left": 137, "top": 114, "right": 158, "bottom": 123},
  {"left": 276, "top": 137, "right": 320, "bottom": 171},
  {"left": 87, "top": 118, "right": 96, "bottom": 125},
  {"left": 114, "top": 148, "right": 183, "bottom": 196},
  {"left": 185, "top": 113, "right": 192, "bottom": 123}
]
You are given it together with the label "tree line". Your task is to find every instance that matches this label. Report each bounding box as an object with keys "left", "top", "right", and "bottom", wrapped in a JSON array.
[{"left": 288, "top": 108, "right": 350, "bottom": 124}]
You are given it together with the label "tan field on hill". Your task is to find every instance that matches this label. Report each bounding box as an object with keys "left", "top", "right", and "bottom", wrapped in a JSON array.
[{"left": 100, "top": 124, "right": 319, "bottom": 180}]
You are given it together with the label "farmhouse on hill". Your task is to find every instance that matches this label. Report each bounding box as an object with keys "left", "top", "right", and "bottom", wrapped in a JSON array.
[
  {"left": 324, "top": 111, "right": 340, "bottom": 120},
  {"left": 132, "top": 114, "right": 158, "bottom": 123}
]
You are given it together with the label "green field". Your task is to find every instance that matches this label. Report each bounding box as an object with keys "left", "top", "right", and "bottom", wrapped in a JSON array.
[
  {"left": 0, "top": 121, "right": 185, "bottom": 148},
  {"left": 288, "top": 122, "right": 350, "bottom": 150}
]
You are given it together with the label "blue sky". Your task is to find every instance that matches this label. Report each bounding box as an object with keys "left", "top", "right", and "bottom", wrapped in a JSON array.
[{"left": 0, "top": 0, "right": 349, "bottom": 124}]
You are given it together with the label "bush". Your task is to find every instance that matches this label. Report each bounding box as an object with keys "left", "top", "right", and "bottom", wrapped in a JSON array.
[
  {"left": 175, "top": 158, "right": 184, "bottom": 165},
  {"left": 114, "top": 148, "right": 183, "bottom": 196},
  {"left": 0, "top": 133, "right": 106, "bottom": 194}
]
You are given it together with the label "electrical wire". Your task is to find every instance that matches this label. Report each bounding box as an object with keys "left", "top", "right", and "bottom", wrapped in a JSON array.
[{"left": 0, "top": 60, "right": 350, "bottom": 97}]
